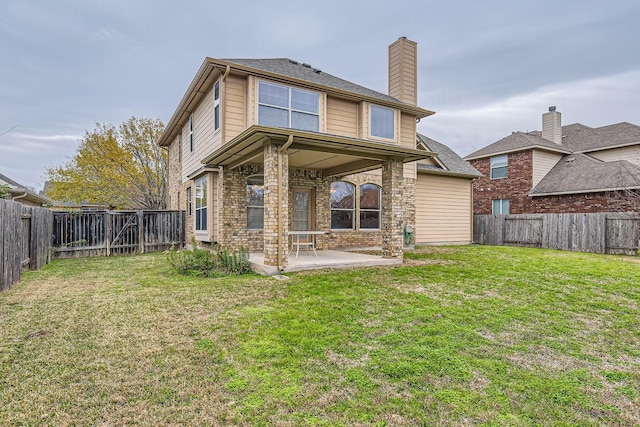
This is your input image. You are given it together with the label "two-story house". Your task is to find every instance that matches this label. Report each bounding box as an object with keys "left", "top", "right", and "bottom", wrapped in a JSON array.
[
  {"left": 159, "top": 38, "right": 480, "bottom": 272},
  {"left": 465, "top": 107, "right": 640, "bottom": 215}
]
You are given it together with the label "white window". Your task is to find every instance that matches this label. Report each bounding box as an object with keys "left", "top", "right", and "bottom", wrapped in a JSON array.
[
  {"left": 331, "top": 182, "right": 355, "bottom": 229},
  {"left": 360, "top": 183, "right": 380, "bottom": 229},
  {"left": 186, "top": 186, "right": 192, "bottom": 216},
  {"left": 247, "top": 175, "right": 264, "bottom": 230},
  {"left": 189, "top": 114, "right": 194, "bottom": 152},
  {"left": 491, "top": 155, "right": 508, "bottom": 179},
  {"left": 213, "top": 80, "right": 220, "bottom": 131},
  {"left": 492, "top": 199, "right": 510, "bottom": 215},
  {"left": 258, "top": 81, "right": 319, "bottom": 131},
  {"left": 370, "top": 105, "right": 394, "bottom": 139},
  {"left": 195, "top": 176, "right": 207, "bottom": 231}
]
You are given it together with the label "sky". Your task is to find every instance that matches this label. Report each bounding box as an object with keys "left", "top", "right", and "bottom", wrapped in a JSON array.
[{"left": 1, "top": 0, "right": 639, "bottom": 191}]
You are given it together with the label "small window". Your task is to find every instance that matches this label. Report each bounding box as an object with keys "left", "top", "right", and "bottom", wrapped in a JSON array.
[
  {"left": 492, "top": 199, "right": 510, "bottom": 215},
  {"left": 186, "top": 186, "right": 192, "bottom": 216},
  {"left": 194, "top": 177, "right": 207, "bottom": 231},
  {"left": 189, "top": 114, "right": 194, "bottom": 152},
  {"left": 258, "top": 81, "right": 319, "bottom": 132},
  {"left": 331, "top": 182, "right": 355, "bottom": 229},
  {"left": 370, "top": 105, "right": 394, "bottom": 139},
  {"left": 213, "top": 80, "right": 220, "bottom": 131},
  {"left": 360, "top": 183, "right": 380, "bottom": 229},
  {"left": 490, "top": 155, "right": 508, "bottom": 179},
  {"left": 247, "top": 175, "right": 264, "bottom": 230}
]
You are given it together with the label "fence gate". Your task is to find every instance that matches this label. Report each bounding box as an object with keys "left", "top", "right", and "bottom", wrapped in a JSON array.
[{"left": 52, "top": 210, "right": 185, "bottom": 259}]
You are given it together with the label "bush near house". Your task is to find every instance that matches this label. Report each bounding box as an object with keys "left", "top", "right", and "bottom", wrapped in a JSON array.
[
  {"left": 167, "top": 242, "right": 251, "bottom": 276},
  {"left": 0, "top": 246, "right": 638, "bottom": 426}
]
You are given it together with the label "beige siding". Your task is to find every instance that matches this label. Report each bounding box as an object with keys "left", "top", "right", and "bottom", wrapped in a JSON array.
[
  {"left": 415, "top": 174, "right": 473, "bottom": 244},
  {"left": 326, "top": 96, "right": 358, "bottom": 138},
  {"left": 223, "top": 74, "right": 247, "bottom": 144},
  {"left": 589, "top": 145, "right": 640, "bottom": 165},
  {"left": 400, "top": 112, "right": 416, "bottom": 179},
  {"left": 388, "top": 37, "right": 417, "bottom": 105},
  {"left": 181, "top": 86, "right": 222, "bottom": 181},
  {"left": 532, "top": 150, "right": 562, "bottom": 186}
]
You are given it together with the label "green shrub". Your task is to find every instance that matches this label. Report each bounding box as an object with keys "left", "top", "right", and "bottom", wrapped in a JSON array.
[{"left": 167, "top": 241, "right": 252, "bottom": 276}]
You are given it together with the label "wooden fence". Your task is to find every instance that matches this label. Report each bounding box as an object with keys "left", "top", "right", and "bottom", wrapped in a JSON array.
[
  {"left": 474, "top": 213, "right": 640, "bottom": 255},
  {"left": 1, "top": 199, "right": 53, "bottom": 292},
  {"left": 52, "top": 210, "right": 185, "bottom": 258}
]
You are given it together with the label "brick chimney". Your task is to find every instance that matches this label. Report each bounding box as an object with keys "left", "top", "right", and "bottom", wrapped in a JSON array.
[
  {"left": 388, "top": 37, "right": 417, "bottom": 105},
  {"left": 542, "top": 106, "right": 562, "bottom": 144}
]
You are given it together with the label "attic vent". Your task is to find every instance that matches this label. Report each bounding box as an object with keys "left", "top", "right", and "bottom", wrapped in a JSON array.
[
  {"left": 302, "top": 63, "right": 312, "bottom": 68},
  {"left": 289, "top": 60, "right": 298, "bottom": 65},
  {"left": 313, "top": 68, "right": 321, "bottom": 74},
  {"left": 566, "top": 156, "right": 575, "bottom": 163}
]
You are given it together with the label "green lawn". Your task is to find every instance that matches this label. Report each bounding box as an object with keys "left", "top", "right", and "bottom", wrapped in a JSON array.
[{"left": 1, "top": 246, "right": 638, "bottom": 426}]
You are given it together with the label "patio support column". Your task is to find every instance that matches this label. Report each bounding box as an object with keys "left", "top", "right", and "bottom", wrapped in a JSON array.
[
  {"left": 381, "top": 157, "right": 404, "bottom": 259},
  {"left": 263, "top": 140, "right": 289, "bottom": 268}
]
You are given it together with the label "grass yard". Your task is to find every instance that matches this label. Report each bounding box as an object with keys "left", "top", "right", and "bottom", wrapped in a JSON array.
[{"left": 0, "top": 246, "right": 639, "bottom": 426}]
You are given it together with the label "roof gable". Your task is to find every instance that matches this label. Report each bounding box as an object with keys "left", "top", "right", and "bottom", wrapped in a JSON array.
[
  {"left": 417, "top": 134, "right": 482, "bottom": 177},
  {"left": 465, "top": 132, "right": 570, "bottom": 160}
]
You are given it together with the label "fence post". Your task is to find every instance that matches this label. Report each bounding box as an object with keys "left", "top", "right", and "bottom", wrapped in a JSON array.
[{"left": 138, "top": 210, "right": 144, "bottom": 254}]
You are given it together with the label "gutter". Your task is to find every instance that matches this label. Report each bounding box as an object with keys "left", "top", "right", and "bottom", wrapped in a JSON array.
[{"left": 12, "top": 192, "right": 27, "bottom": 201}]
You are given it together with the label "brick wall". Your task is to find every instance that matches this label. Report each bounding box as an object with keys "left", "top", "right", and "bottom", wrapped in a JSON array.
[
  {"left": 470, "top": 150, "right": 534, "bottom": 214},
  {"left": 470, "top": 150, "right": 639, "bottom": 214}
]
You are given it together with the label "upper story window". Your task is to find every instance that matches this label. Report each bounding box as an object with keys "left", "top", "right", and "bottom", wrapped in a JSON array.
[
  {"left": 370, "top": 105, "right": 394, "bottom": 139},
  {"left": 194, "top": 176, "right": 207, "bottom": 231},
  {"left": 330, "top": 181, "right": 355, "bottom": 230},
  {"left": 213, "top": 80, "right": 220, "bottom": 131},
  {"left": 258, "top": 81, "right": 319, "bottom": 132},
  {"left": 490, "top": 155, "right": 508, "bottom": 179},
  {"left": 492, "top": 199, "right": 510, "bottom": 215},
  {"left": 247, "top": 175, "right": 264, "bottom": 230},
  {"left": 359, "top": 183, "right": 381, "bottom": 229},
  {"left": 189, "top": 114, "right": 194, "bottom": 152}
]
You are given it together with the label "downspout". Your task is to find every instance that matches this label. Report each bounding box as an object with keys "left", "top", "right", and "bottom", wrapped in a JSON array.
[
  {"left": 277, "top": 135, "right": 294, "bottom": 270},
  {"left": 12, "top": 192, "right": 27, "bottom": 201},
  {"left": 221, "top": 65, "right": 230, "bottom": 82}
]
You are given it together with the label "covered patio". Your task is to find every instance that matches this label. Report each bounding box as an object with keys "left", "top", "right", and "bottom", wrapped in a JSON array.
[{"left": 203, "top": 125, "right": 435, "bottom": 272}]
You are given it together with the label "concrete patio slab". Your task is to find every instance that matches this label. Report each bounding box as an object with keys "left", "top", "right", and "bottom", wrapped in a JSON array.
[{"left": 249, "top": 249, "right": 401, "bottom": 275}]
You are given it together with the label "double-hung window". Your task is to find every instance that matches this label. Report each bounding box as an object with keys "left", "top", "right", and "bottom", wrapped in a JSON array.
[
  {"left": 370, "top": 105, "right": 394, "bottom": 139},
  {"left": 492, "top": 199, "right": 510, "bottom": 215},
  {"left": 194, "top": 176, "right": 207, "bottom": 231},
  {"left": 186, "top": 186, "right": 192, "bottom": 216},
  {"left": 359, "top": 183, "right": 381, "bottom": 229},
  {"left": 330, "top": 182, "right": 355, "bottom": 229},
  {"left": 213, "top": 80, "right": 220, "bottom": 131},
  {"left": 247, "top": 176, "right": 264, "bottom": 229},
  {"left": 258, "top": 81, "right": 319, "bottom": 131},
  {"left": 490, "top": 155, "right": 508, "bottom": 179}
]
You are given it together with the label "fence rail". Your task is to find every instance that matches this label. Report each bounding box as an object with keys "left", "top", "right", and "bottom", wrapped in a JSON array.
[
  {"left": 52, "top": 210, "right": 185, "bottom": 258},
  {"left": 1, "top": 199, "right": 53, "bottom": 292},
  {"left": 474, "top": 213, "right": 640, "bottom": 255}
]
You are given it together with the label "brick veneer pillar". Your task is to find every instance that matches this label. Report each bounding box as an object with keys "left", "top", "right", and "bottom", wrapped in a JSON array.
[
  {"left": 381, "top": 158, "right": 404, "bottom": 258},
  {"left": 263, "top": 141, "right": 289, "bottom": 267}
]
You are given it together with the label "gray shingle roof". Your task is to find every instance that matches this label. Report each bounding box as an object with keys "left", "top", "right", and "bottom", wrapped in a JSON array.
[
  {"left": 529, "top": 153, "right": 640, "bottom": 196},
  {"left": 416, "top": 134, "right": 482, "bottom": 177},
  {"left": 222, "top": 58, "right": 402, "bottom": 105},
  {"left": 464, "top": 131, "right": 570, "bottom": 160}
]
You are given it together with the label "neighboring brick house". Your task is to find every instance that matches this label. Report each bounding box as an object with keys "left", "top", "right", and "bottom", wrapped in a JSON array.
[
  {"left": 0, "top": 173, "right": 51, "bottom": 207},
  {"left": 465, "top": 107, "right": 640, "bottom": 214},
  {"left": 159, "top": 37, "right": 478, "bottom": 272}
]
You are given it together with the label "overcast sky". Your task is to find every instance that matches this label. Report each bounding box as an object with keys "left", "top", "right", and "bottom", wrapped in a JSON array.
[{"left": 1, "top": 0, "right": 639, "bottom": 190}]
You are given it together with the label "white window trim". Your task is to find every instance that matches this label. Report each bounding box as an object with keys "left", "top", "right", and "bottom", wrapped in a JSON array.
[
  {"left": 257, "top": 80, "right": 320, "bottom": 132},
  {"left": 189, "top": 114, "right": 194, "bottom": 152},
  {"left": 369, "top": 104, "right": 396, "bottom": 141},
  {"left": 194, "top": 176, "right": 208, "bottom": 233},
  {"left": 492, "top": 199, "right": 510, "bottom": 215},
  {"left": 490, "top": 155, "right": 508, "bottom": 179},
  {"left": 213, "top": 80, "right": 220, "bottom": 132}
]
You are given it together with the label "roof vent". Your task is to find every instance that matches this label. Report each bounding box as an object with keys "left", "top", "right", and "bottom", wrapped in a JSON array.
[
  {"left": 566, "top": 156, "right": 575, "bottom": 163},
  {"left": 549, "top": 106, "right": 556, "bottom": 112},
  {"left": 313, "top": 68, "right": 321, "bottom": 74},
  {"left": 288, "top": 59, "right": 298, "bottom": 65},
  {"left": 302, "top": 63, "right": 311, "bottom": 68}
]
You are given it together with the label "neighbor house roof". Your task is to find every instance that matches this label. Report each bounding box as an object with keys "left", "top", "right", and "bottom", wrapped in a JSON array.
[
  {"left": 159, "top": 57, "right": 435, "bottom": 147},
  {"left": 529, "top": 153, "right": 640, "bottom": 196},
  {"left": 464, "top": 131, "right": 571, "bottom": 160},
  {"left": 0, "top": 172, "right": 51, "bottom": 205},
  {"left": 416, "top": 134, "right": 482, "bottom": 178}
]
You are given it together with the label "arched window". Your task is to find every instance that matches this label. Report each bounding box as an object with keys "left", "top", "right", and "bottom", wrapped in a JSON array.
[
  {"left": 360, "top": 183, "right": 380, "bottom": 229},
  {"left": 247, "top": 175, "right": 264, "bottom": 229},
  {"left": 330, "top": 181, "right": 354, "bottom": 229}
]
